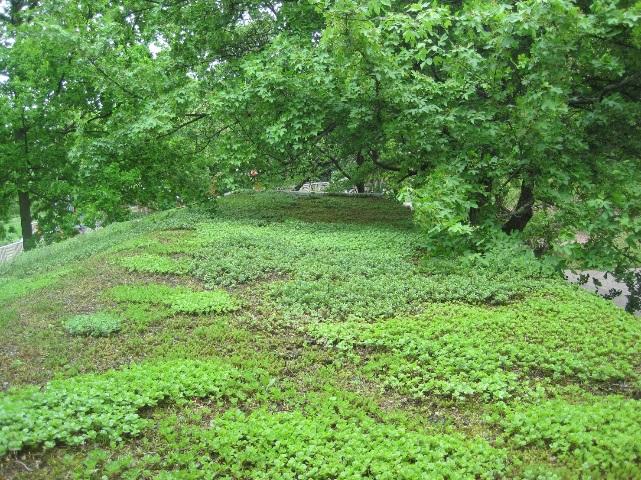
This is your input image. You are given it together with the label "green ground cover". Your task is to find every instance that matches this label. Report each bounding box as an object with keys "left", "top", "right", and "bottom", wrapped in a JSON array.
[
  {"left": 63, "top": 313, "right": 122, "bottom": 337},
  {"left": 0, "top": 193, "right": 639, "bottom": 478}
]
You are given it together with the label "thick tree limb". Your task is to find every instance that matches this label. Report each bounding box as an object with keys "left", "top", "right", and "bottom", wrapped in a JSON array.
[
  {"left": 371, "top": 158, "right": 402, "bottom": 171},
  {"left": 569, "top": 72, "right": 641, "bottom": 106},
  {"left": 502, "top": 178, "right": 535, "bottom": 234},
  {"left": 330, "top": 156, "right": 352, "bottom": 180}
]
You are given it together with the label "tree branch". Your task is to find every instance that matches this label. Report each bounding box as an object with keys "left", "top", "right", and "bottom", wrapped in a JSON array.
[
  {"left": 569, "top": 72, "right": 641, "bottom": 106},
  {"left": 156, "top": 113, "right": 209, "bottom": 139},
  {"left": 88, "top": 59, "right": 145, "bottom": 100}
]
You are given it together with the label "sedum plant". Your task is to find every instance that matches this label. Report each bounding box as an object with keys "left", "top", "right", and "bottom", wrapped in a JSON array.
[{"left": 63, "top": 313, "right": 121, "bottom": 337}]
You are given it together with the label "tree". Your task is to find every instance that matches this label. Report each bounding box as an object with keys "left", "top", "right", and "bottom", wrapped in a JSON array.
[
  {"left": 0, "top": 0, "right": 215, "bottom": 246},
  {"left": 0, "top": 0, "right": 83, "bottom": 249},
  {"left": 204, "top": 0, "right": 641, "bottom": 265},
  {"left": 181, "top": 0, "right": 640, "bottom": 303}
]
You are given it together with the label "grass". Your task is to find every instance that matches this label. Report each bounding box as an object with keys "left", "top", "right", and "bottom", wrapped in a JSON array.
[
  {"left": 0, "top": 270, "right": 67, "bottom": 304},
  {"left": 0, "top": 192, "right": 639, "bottom": 478}
]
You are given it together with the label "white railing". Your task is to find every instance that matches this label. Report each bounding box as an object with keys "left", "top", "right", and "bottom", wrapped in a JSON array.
[
  {"left": 0, "top": 240, "right": 23, "bottom": 263},
  {"left": 298, "top": 182, "right": 330, "bottom": 192}
]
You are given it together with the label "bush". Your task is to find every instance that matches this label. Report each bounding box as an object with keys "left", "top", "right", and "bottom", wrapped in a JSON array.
[
  {"left": 0, "top": 359, "right": 266, "bottom": 456},
  {"left": 63, "top": 313, "right": 121, "bottom": 337},
  {"left": 421, "top": 233, "right": 559, "bottom": 279}
]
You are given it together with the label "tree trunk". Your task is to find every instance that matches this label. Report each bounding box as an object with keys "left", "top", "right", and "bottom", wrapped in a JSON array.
[
  {"left": 502, "top": 178, "right": 535, "bottom": 234},
  {"left": 469, "top": 204, "right": 483, "bottom": 226},
  {"left": 18, "top": 191, "right": 35, "bottom": 250},
  {"left": 355, "top": 151, "right": 365, "bottom": 193}
]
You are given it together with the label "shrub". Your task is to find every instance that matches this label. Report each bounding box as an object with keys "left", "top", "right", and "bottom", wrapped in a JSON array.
[
  {"left": 63, "top": 313, "right": 121, "bottom": 337},
  {"left": 421, "top": 234, "right": 559, "bottom": 279},
  {"left": 0, "top": 359, "right": 266, "bottom": 456}
]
